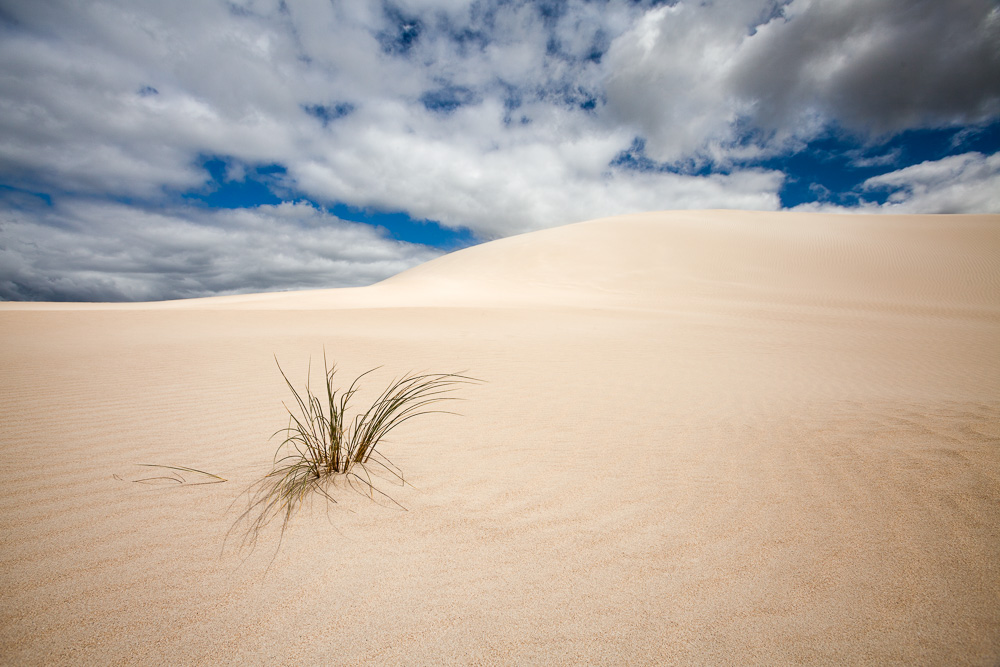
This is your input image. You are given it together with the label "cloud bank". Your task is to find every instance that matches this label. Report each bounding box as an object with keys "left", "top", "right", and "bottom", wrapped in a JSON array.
[
  {"left": 0, "top": 200, "right": 439, "bottom": 301},
  {"left": 1, "top": 0, "right": 998, "bottom": 300}
]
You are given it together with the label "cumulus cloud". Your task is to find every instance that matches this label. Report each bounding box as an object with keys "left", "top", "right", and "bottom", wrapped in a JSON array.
[
  {"left": 605, "top": 0, "right": 1000, "bottom": 163},
  {"left": 737, "top": 0, "right": 1000, "bottom": 134},
  {"left": 0, "top": 0, "right": 997, "bottom": 301},
  {"left": 0, "top": 0, "right": 779, "bottom": 231},
  {"left": 293, "top": 114, "right": 783, "bottom": 238},
  {"left": 605, "top": 1, "right": 767, "bottom": 164},
  {"left": 862, "top": 152, "right": 1000, "bottom": 213},
  {"left": 0, "top": 200, "right": 441, "bottom": 301},
  {"left": 793, "top": 152, "right": 1000, "bottom": 214}
]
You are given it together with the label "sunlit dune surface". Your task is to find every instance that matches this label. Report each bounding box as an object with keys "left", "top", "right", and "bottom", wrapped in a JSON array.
[{"left": 2, "top": 210, "right": 998, "bottom": 664}]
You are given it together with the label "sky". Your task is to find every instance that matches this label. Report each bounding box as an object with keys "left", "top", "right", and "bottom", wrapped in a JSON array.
[{"left": 1, "top": 0, "right": 999, "bottom": 302}]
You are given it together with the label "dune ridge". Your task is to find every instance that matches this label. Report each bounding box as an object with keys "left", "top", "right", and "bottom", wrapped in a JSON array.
[{"left": 1, "top": 210, "right": 999, "bottom": 664}]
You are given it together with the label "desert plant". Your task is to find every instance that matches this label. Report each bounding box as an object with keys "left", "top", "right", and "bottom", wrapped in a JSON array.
[{"left": 230, "top": 351, "right": 478, "bottom": 553}]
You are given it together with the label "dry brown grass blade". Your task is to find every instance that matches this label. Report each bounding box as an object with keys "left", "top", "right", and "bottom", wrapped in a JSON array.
[
  {"left": 227, "top": 352, "right": 481, "bottom": 557},
  {"left": 127, "top": 464, "right": 227, "bottom": 485}
]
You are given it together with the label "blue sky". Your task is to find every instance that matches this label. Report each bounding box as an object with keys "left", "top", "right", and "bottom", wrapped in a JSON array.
[{"left": 1, "top": 0, "right": 998, "bottom": 301}]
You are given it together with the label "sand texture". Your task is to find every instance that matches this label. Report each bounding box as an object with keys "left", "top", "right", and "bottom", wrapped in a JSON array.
[{"left": 1, "top": 210, "right": 999, "bottom": 665}]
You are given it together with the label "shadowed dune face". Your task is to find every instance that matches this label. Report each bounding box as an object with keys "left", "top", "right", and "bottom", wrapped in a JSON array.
[{"left": 1, "top": 210, "right": 999, "bottom": 665}]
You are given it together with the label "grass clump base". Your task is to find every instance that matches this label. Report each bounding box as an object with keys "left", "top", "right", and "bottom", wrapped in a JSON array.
[{"left": 230, "top": 352, "right": 478, "bottom": 554}]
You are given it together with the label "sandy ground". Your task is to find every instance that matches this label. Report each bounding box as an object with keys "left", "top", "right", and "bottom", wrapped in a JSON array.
[{"left": 1, "top": 210, "right": 998, "bottom": 665}]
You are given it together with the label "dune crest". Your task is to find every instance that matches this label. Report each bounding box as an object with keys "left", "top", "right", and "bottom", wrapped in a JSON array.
[
  {"left": 377, "top": 210, "right": 1000, "bottom": 310},
  {"left": 1, "top": 210, "right": 998, "bottom": 664}
]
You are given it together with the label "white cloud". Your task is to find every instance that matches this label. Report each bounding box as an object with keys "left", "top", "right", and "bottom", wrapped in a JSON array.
[
  {"left": 605, "top": 1, "right": 768, "bottom": 163},
  {"left": 862, "top": 152, "right": 1000, "bottom": 213},
  {"left": 793, "top": 151, "right": 1000, "bottom": 214},
  {"left": 293, "top": 106, "right": 784, "bottom": 238},
  {"left": 0, "top": 200, "right": 441, "bottom": 301},
  {"left": 0, "top": 0, "right": 781, "bottom": 236},
  {"left": 0, "top": 0, "right": 998, "bottom": 300}
]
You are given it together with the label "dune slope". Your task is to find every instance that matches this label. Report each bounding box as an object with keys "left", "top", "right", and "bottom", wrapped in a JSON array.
[{"left": 1, "top": 210, "right": 998, "bottom": 665}]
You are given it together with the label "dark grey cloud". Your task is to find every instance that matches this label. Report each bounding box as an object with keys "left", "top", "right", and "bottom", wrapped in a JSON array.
[
  {"left": 732, "top": 0, "right": 1000, "bottom": 135},
  {"left": 606, "top": 0, "right": 1000, "bottom": 162}
]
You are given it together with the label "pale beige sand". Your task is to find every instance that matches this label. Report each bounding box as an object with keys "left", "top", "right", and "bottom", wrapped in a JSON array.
[{"left": 1, "top": 210, "right": 999, "bottom": 665}]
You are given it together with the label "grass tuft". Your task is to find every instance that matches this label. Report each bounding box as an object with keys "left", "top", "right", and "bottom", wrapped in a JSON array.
[{"left": 229, "top": 351, "right": 479, "bottom": 554}]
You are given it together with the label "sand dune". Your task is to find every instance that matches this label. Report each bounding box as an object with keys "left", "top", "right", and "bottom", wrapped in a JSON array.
[{"left": 1, "top": 210, "right": 998, "bottom": 664}]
